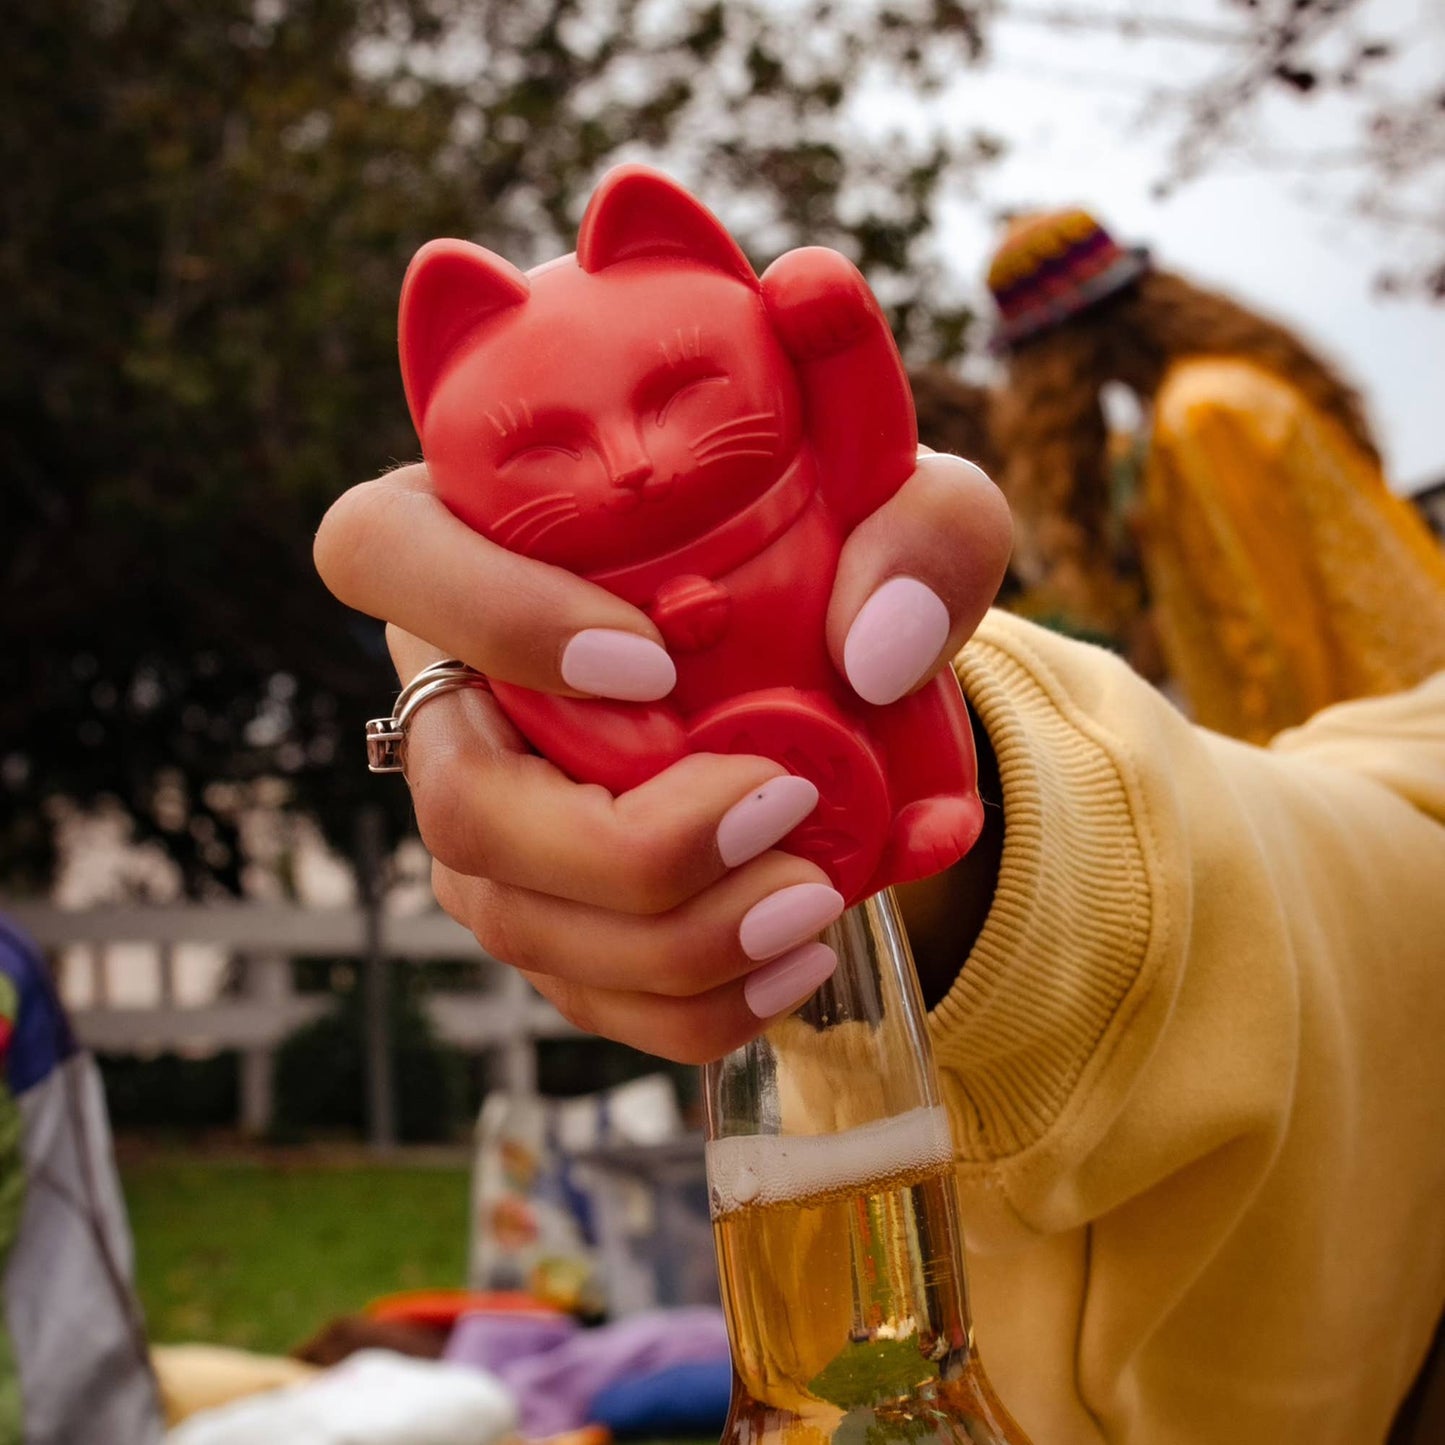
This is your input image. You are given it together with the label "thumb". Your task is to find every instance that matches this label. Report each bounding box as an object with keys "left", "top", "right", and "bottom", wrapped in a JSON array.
[{"left": 826, "top": 451, "right": 1013, "bottom": 705}]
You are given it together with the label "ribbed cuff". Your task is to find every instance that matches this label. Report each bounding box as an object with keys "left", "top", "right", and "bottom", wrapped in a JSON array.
[{"left": 932, "top": 614, "right": 1156, "bottom": 1162}]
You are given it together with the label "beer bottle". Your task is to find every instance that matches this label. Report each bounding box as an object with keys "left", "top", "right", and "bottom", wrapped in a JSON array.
[{"left": 705, "top": 888, "right": 1033, "bottom": 1445}]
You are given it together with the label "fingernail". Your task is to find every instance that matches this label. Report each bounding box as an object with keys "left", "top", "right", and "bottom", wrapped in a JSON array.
[
  {"left": 717, "top": 776, "right": 820, "bottom": 868},
  {"left": 739, "top": 882, "right": 844, "bottom": 961},
  {"left": 843, "top": 576, "right": 951, "bottom": 706},
  {"left": 561, "top": 629, "right": 676, "bottom": 701},
  {"left": 745, "top": 942, "right": 838, "bottom": 1018}
]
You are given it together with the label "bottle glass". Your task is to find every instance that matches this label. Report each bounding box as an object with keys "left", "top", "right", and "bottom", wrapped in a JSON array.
[{"left": 703, "top": 888, "right": 1032, "bottom": 1445}]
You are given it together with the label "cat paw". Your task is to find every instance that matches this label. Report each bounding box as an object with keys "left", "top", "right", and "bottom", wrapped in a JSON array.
[
  {"left": 881, "top": 794, "right": 985, "bottom": 884},
  {"left": 760, "top": 249, "right": 877, "bottom": 361},
  {"left": 649, "top": 574, "right": 732, "bottom": 652}
]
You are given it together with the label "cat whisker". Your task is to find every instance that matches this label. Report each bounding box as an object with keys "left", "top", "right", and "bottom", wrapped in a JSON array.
[
  {"left": 494, "top": 492, "right": 577, "bottom": 528},
  {"left": 515, "top": 508, "right": 582, "bottom": 554},
  {"left": 496, "top": 497, "right": 578, "bottom": 549},
  {"left": 693, "top": 434, "right": 781, "bottom": 464},
  {"left": 694, "top": 424, "right": 780, "bottom": 442},
  {"left": 498, "top": 511, "right": 575, "bottom": 549},
  {"left": 693, "top": 429, "right": 780, "bottom": 451},
  {"left": 692, "top": 446, "right": 781, "bottom": 467},
  {"left": 513, "top": 498, "right": 580, "bottom": 540},
  {"left": 692, "top": 410, "right": 779, "bottom": 447},
  {"left": 692, "top": 429, "right": 780, "bottom": 457}
]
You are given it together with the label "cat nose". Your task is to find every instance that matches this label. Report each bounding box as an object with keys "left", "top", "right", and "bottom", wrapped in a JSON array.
[{"left": 611, "top": 460, "right": 652, "bottom": 492}]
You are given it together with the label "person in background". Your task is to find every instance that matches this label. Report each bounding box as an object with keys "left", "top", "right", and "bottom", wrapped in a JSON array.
[
  {"left": 907, "top": 366, "right": 1000, "bottom": 479},
  {"left": 987, "top": 208, "right": 1445, "bottom": 742}
]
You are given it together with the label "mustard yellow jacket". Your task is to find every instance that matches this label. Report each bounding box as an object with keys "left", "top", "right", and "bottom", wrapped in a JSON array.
[
  {"left": 1136, "top": 357, "right": 1445, "bottom": 743},
  {"left": 941, "top": 611, "right": 1445, "bottom": 1443}
]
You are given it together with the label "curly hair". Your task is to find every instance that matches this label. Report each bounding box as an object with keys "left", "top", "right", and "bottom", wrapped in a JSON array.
[
  {"left": 907, "top": 365, "right": 1000, "bottom": 476},
  {"left": 993, "top": 267, "right": 1381, "bottom": 630}
]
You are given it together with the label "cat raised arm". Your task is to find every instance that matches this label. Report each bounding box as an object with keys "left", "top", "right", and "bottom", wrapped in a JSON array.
[{"left": 760, "top": 247, "right": 918, "bottom": 534}]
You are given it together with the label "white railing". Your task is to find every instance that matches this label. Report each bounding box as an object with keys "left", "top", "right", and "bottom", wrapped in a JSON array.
[{"left": 1, "top": 899, "right": 577, "bottom": 1144}]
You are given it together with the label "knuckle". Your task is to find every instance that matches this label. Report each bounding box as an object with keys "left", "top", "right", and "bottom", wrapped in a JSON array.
[
  {"left": 640, "top": 918, "right": 732, "bottom": 999},
  {"left": 312, "top": 495, "right": 350, "bottom": 590},
  {"left": 410, "top": 786, "right": 463, "bottom": 870},
  {"left": 657, "top": 1005, "right": 745, "bottom": 1066},
  {"left": 383, "top": 623, "right": 411, "bottom": 670},
  {"left": 607, "top": 793, "right": 712, "bottom": 916},
  {"left": 463, "top": 887, "right": 533, "bottom": 971},
  {"left": 315, "top": 478, "right": 427, "bottom": 605},
  {"left": 429, "top": 861, "right": 471, "bottom": 927},
  {"left": 613, "top": 832, "right": 697, "bottom": 915},
  {"left": 312, "top": 484, "right": 378, "bottom": 601},
  {"left": 538, "top": 977, "right": 602, "bottom": 1038},
  {"left": 430, "top": 866, "right": 540, "bottom": 974},
  {"left": 410, "top": 762, "right": 499, "bottom": 878}
]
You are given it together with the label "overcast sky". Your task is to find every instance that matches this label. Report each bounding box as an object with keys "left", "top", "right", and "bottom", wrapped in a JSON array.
[{"left": 867, "top": 0, "right": 1445, "bottom": 491}]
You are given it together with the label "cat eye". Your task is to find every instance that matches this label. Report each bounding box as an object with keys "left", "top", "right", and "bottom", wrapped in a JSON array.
[
  {"left": 498, "top": 441, "right": 583, "bottom": 469},
  {"left": 656, "top": 369, "right": 725, "bottom": 425}
]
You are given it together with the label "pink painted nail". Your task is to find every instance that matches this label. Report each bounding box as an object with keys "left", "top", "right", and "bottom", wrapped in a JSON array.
[
  {"left": 843, "top": 576, "right": 951, "bottom": 706},
  {"left": 561, "top": 629, "right": 676, "bottom": 701},
  {"left": 716, "top": 776, "right": 820, "bottom": 868},
  {"left": 744, "top": 942, "right": 838, "bottom": 1018},
  {"left": 739, "top": 882, "right": 844, "bottom": 961}
]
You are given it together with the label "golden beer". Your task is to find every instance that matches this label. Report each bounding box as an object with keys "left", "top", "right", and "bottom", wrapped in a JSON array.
[{"left": 708, "top": 1106, "right": 1029, "bottom": 1445}]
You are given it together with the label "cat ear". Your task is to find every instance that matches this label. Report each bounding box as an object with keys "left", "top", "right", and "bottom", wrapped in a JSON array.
[
  {"left": 399, "top": 239, "right": 530, "bottom": 431},
  {"left": 577, "top": 164, "right": 757, "bottom": 288}
]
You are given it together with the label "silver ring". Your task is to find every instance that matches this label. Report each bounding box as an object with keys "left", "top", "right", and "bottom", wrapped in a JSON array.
[{"left": 365, "top": 660, "right": 491, "bottom": 774}]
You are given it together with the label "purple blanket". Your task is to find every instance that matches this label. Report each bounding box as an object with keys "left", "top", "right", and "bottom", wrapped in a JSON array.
[{"left": 444, "top": 1306, "right": 731, "bottom": 1437}]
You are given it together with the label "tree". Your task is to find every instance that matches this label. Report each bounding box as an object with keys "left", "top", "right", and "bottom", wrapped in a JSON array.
[
  {"left": 1110, "top": 0, "right": 1443, "bottom": 298},
  {"left": 1, "top": 0, "right": 1002, "bottom": 893}
]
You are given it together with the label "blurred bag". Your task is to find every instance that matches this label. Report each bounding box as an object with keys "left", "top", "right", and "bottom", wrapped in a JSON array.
[
  {"left": 569, "top": 1136, "right": 717, "bottom": 1317},
  {"left": 468, "top": 1075, "right": 681, "bottom": 1316},
  {"left": 0, "top": 916, "right": 165, "bottom": 1444}
]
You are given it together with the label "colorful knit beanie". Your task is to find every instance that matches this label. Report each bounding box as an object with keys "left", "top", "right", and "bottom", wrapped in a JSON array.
[{"left": 986, "top": 209, "right": 1150, "bottom": 350}]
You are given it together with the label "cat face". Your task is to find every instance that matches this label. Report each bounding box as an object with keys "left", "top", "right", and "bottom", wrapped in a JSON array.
[{"left": 401, "top": 168, "right": 804, "bottom": 576}]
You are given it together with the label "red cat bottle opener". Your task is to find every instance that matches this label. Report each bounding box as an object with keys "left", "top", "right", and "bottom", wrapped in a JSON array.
[{"left": 399, "top": 165, "right": 981, "bottom": 904}]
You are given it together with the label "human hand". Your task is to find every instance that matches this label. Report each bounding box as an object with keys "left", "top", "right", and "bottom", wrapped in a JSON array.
[{"left": 314, "top": 451, "right": 1011, "bottom": 1063}]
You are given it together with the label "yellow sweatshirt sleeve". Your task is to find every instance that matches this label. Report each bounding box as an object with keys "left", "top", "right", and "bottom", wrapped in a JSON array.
[{"left": 939, "top": 608, "right": 1445, "bottom": 1445}]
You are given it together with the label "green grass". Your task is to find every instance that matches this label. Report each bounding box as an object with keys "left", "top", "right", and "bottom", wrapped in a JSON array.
[{"left": 121, "top": 1154, "right": 470, "bottom": 1356}]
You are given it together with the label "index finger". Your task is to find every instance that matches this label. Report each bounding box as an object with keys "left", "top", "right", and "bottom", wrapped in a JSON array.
[{"left": 314, "top": 462, "right": 675, "bottom": 701}]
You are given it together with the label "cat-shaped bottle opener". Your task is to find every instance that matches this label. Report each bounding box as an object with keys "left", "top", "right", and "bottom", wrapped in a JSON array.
[{"left": 400, "top": 165, "right": 981, "bottom": 904}]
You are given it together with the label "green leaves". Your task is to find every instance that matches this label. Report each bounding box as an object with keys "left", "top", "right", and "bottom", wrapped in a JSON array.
[
  {"left": 808, "top": 1335, "right": 941, "bottom": 1411},
  {"left": 4, "top": 0, "right": 1000, "bottom": 889}
]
